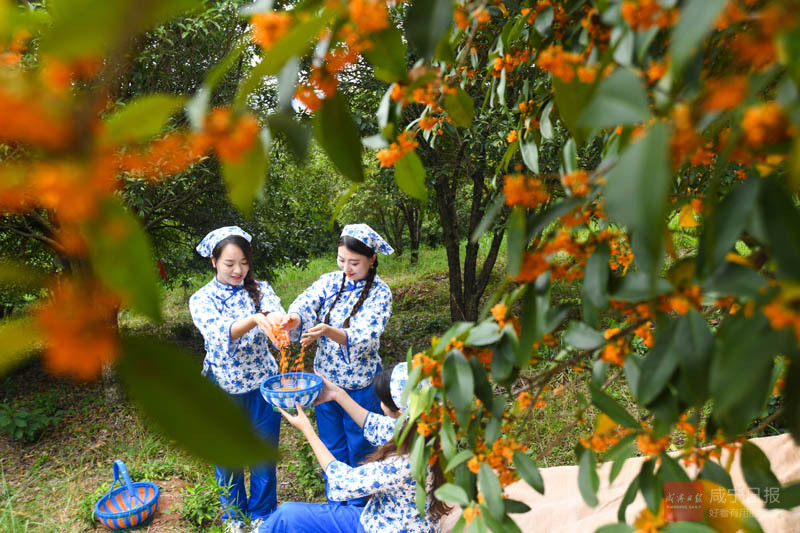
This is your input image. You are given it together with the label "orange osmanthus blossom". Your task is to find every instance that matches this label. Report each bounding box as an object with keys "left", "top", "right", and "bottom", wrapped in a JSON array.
[
  {"left": 251, "top": 11, "right": 294, "bottom": 51},
  {"left": 376, "top": 132, "right": 418, "bottom": 167},
  {"left": 35, "top": 279, "right": 120, "bottom": 381}
]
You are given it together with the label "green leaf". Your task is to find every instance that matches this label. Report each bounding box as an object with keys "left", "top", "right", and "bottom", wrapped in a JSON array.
[
  {"left": 663, "top": 524, "right": 717, "bottom": 533},
  {"left": 710, "top": 314, "right": 792, "bottom": 435},
  {"left": 552, "top": 77, "right": 592, "bottom": 143},
  {"left": 440, "top": 416, "right": 457, "bottom": 460},
  {"left": 491, "top": 330, "right": 517, "bottom": 383},
  {"left": 445, "top": 450, "right": 475, "bottom": 473},
  {"left": 469, "top": 355, "right": 494, "bottom": 407},
  {"left": 596, "top": 525, "right": 635, "bottom": 533},
  {"left": 579, "top": 68, "right": 650, "bottom": 128},
  {"left": 583, "top": 242, "right": 610, "bottom": 310},
  {"left": 699, "top": 459, "right": 734, "bottom": 491},
  {"left": 674, "top": 310, "right": 713, "bottom": 406},
  {"left": 443, "top": 349, "right": 474, "bottom": 414},
  {"left": 637, "top": 320, "right": 679, "bottom": 406},
  {"left": 513, "top": 451, "right": 544, "bottom": 494},
  {"left": 503, "top": 498, "right": 530, "bottom": 515},
  {"left": 506, "top": 206, "right": 526, "bottom": 277},
  {"left": 605, "top": 434, "right": 636, "bottom": 484},
  {"left": 405, "top": 0, "right": 453, "bottom": 61},
  {"left": 187, "top": 37, "right": 249, "bottom": 129},
  {"left": 703, "top": 262, "right": 766, "bottom": 300},
  {"left": 697, "top": 178, "right": 760, "bottom": 279},
  {"left": 470, "top": 193, "right": 505, "bottom": 244},
  {"left": 611, "top": 271, "right": 673, "bottom": 301},
  {"left": 236, "top": 8, "right": 337, "bottom": 104},
  {"left": 465, "top": 321, "right": 501, "bottom": 346},
  {"left": 564, "top": 321, "right": 606, "bottom": 350},
  {"left": 103, "top": 94, "right": 185, "bottom": 146},
  {"left": 517, "top": 278, "right": 549, "bottom": 366},
  {"left": 759, "top": 178, "right": 800, "bottom": 280},
  {"left": 618, "top": 474, "right": 640, "bottom": 522},
  {"left": 520, "top": 138, "right": 539, "bottom": 173},
  {"left": 117, "top": 336, "right": 276, "bottom": 467},
  {"left": 220, "top": 131, "right": 268, "bottom": 216},
  {"left": 659, "top": 452, "right": 690, "bottom": 482},
  {"left": 740, "top": 441, "right": 781, "bottom": 504},
  {"left": 363, "top": 26, "right": 407, "bottom": 83},
  {"left": 577, "top": 447, "right": 599, "bottom": 507},
  {"left": 410, "top": 432, "right": 428, "bottom": 483},
  {"left": 670, "top": 0, "right": 727, "bottom": 76},
  {"left": 394, "top": 150, "right": 427, "bottom": 201},
  {"left": 769, "top": 481, "right": 800, "bottom": 510},
  {"left": 590, "top": 382, "right": 639, "bottom": 429},
  {"left": 639, "top": 458, "right": 661, "bottom": 513},
  {"left": 444, "top": 87, "right": 475, "bottom": 128},
  {"left": 0, "top": 319, "right": 41, "bottom": 377},
  {"left": 478, "top": 462, "right": 505, "bottom": 520},
  {"left": 267, "top": 112, "right": 309, "bottom": 162},
  {"left": 435, "top": 483, "right": 470, "bottom": 506},
  {"left": 87, "top": 199, "right": 162, "bottom": 321},
  {"left": 605, "top": 123, "right": 671, "bottom": 283},
  {"left": 314, "top": 93, "right": 364, "bottom": 183},
  {"left": 41, "top": 0, "right": 202, "bottom": 60}
]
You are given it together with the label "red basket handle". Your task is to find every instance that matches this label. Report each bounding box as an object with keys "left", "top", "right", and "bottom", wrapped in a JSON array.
[{"left": 112, "top": 460, "right": 145, "bottom": 508}]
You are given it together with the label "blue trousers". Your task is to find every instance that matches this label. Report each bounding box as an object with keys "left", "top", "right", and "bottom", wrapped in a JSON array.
[
  {"left": 315, "top": 383, "right": 381, "bottom": 506},
  {"left": 257, "top": 502, "right": 366, "bottom": 533},
  {"left": 215, "top": 387, "right": 281, "bottom": 522}
]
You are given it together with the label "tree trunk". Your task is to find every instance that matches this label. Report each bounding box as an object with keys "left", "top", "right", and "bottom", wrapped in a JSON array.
[
  {"left": 400, "top": 200, "right": 422, "bottom": 264},
  {"left": 432, "top": 150, "right": 504, "bottom": 322}
]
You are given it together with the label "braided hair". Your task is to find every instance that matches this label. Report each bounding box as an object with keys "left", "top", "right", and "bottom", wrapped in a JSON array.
[
  {"left": 323, "top": 235, "right": 377, "bottom": 328},
  {"left": 211, "top": 235, "right": 262, "bottom": 312}
]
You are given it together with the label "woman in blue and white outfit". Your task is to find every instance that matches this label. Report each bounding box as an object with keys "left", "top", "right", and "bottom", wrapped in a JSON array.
[
  {"left": 281, "top": 223, "right": 393, "bottom": 504},
  {"left": 189, "top": 226, "right": 292, "bottom": 532},
  {"left": 257, "top": 362, "right": 448, "bottom": 533}
]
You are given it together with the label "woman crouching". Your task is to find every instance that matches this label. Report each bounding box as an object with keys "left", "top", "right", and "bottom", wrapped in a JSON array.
[{"left": 258, "top": 363, "right": 449, "bottom": 532}]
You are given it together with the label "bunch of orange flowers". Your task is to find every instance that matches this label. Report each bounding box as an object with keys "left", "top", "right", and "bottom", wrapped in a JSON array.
[
  {"left": 580, "top": 413, "right": 633, "bottom": 453},
  {"left": 636, "top": 427, "right": 671, "bottom": 457},
  {"left": 34, "top": 278, "right": 120, "bottom": 381},
  {"left": 376, "top": 132, "right": 418, "bottom": 167},
  {"left": 741, "top": 102, "right": 793, "bottom": 148},
  {"left": 118, "top": 131, "right": 209, "bottom": 180},
  {"left": 199, "top": 107, "right": 260, "bottom": 163},
  {"left": 491, "top": 49, "right": 531, "bottom": 77},
  {"left": 620, "top": 0, "right": 678, "bottom": 31},
  {"left": 467, "top": 436, "right": 527, "bottom": 487},
  {"left": 503, "top": 174, "right": 550, "bottom": 209},
  {"left": 762, "top": 291, "right": 800, "bottom": 345},
  {"left": 601, "top": 327, "right": 630, "bottom": 366},
  {"left": 536, "top": 45, "right": 584, "bottom": 83},
  {"left": 658, "top": 284, "right": 702, "bottom": 316},
  {"left": 250, "top": 11, "right": 293, "bottom": 51}
]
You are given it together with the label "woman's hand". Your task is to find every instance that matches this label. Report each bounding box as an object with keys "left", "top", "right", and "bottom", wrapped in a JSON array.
[
  {"left": 277, "top": 403, "right": 315, "bottom": 436},
  {"left": 254, "top": 313, "right": 288, "bottom": 349},
  {"left": 280, "top": 313, "right": 301, "bottom": 331},
  {"left": 300, "top": 323, "right": 328, "bottom": 348},
  {"left": 315, "top": 375, "right": 342, "bottom": 405}
]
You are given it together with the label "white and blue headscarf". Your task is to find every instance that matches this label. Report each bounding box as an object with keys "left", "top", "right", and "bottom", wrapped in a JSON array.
[
  {"left": 341, "top": 224, "right": 394, "bottom": 256},
  {"left": 196, "top": 226, "right": 252, "bottom": 257}
]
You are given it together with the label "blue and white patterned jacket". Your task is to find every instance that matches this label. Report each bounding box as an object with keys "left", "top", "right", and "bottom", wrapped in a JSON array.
[
  {"left": 325, "top": 419, "right": 439, "bottom": 533},
  {"left": 189, "top": 277, "right": 289, "bottom": 394},
  {"left": 288, "top": 271, "right": 392, "bottom": 390}
]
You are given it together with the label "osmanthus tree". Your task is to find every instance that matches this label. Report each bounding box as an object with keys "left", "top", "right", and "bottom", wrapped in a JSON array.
[{"left": 2, "top": 0, "right": 800, "bottom": 531}]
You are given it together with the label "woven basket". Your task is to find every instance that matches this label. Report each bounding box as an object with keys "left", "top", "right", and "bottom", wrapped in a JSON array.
[
  {"left": 94, "top": 460, "right": 159, "bottom": 530},
  {"left": 260, "top": 372, "right": 323, "bottom": 410}
]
